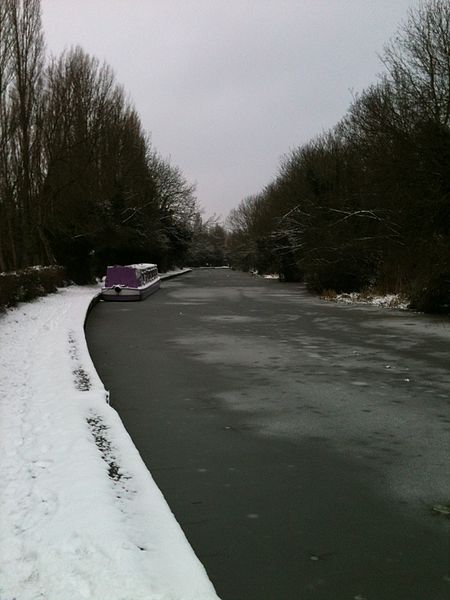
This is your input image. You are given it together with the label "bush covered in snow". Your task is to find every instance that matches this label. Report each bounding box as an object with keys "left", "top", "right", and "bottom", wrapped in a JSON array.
[{"left": 0, "top": 266, "right": 66, "bottom": 310}]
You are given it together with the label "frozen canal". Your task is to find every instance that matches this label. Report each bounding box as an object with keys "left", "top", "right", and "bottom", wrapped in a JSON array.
[{"left": 86, "top": 268, "right": 450, "bottom": 600}]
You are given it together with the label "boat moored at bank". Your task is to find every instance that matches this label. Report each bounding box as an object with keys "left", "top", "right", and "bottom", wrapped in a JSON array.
[{"left": 101, "top": 263, "right": 160, "bottom": 301}]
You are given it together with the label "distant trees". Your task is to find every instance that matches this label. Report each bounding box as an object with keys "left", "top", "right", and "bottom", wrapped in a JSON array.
[
  {"left": 147, "top": 151, "right": 198, "bottom": 271},
  {"left": 0, "top": 0, "right": 198, "bottom": 281},
  {"left": 226, "top": 0, "right": 450, "bottom": 312},
  {"left": 186, "top": 214, "right": 227, "bottom": 267}
]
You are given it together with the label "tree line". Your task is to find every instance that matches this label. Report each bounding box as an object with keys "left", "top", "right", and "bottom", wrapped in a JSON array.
[
  {"left": 0, "top": 0, "right": 198, "bottom": 283},
  {"left": 226, "top": 0, "right": 449, "bottom": 312}
]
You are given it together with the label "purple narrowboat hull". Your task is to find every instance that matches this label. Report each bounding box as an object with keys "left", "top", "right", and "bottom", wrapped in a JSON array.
[{"left": 101, "top": 278, "right": 160, "bottom": 301}]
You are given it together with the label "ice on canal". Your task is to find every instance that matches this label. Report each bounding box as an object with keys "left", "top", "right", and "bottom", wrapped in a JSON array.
[{"left": 170, "top": 283, "right": 450, "bottom": 511}]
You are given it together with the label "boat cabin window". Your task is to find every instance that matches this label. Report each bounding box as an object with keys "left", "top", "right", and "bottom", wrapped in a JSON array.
[{"left": 138, "top": 266, "right": 158, "bottom": 285}]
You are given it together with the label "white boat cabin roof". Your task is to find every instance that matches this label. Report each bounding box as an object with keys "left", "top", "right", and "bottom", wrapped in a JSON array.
[{"left": 107, "top": 263, "right": 157, "bottom": 271}]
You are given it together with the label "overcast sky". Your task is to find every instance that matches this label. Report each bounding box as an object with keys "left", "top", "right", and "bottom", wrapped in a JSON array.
[{"left": 41, "top": 0, "right": 421, "bottom": 220}]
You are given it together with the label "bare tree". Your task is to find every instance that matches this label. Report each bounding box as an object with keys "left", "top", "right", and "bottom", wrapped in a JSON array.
[
  {"left": 8, "top": 0, "right": 47, "bottom": 265},
  {"left": 148, "top": 151, "right": 197, "bottom": 223},
  {"left": 0, "top": 1, "right": 216, "bottom": 279},
  {"left": 0, "top": 1, "right": 14, "bottom": 270},
  {"left": 382, "top": 0, "right": 450, "bottom": 126}
]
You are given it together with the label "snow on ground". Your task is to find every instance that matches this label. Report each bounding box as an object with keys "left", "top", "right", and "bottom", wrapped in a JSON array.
[
  {"left": 160, "top": 268, "right": 192, "bottom": 279},
  {"left": 325, "top": 291, "right": 410, "bottom": 310},
  {"left": 0, "top": 285, "right": 219, "bottom": 600}
]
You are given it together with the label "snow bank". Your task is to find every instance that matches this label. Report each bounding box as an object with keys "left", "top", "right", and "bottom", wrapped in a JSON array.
[
  {"left": 327, "top": 291, "right": 409, "bottom": 310},
  {"left": 160, "top": 268, "right": 192, "bottom": 280},
  {"left": 0, "top": 286, "right": 219, "bottom": 600}
]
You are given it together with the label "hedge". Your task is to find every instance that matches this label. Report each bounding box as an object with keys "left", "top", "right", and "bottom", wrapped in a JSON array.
[{"left": 0, "top": 266, "right": 66, "bottom": 311}]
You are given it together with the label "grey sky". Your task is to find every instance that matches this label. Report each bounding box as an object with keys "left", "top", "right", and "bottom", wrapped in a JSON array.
[{"left": 41, "top": 0, "right": 421, "bottom": 219}]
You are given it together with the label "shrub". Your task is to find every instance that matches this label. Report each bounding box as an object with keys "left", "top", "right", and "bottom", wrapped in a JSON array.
[
  {"left": 409, "top": 273, "right": 450, "bottom": 313},
  {"left": 0, "top": 266, "right": 66, "bottom": 311}
]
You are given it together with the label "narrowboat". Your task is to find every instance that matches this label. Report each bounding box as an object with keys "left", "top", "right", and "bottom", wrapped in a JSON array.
[{"left": 101, "top": 263, "right": 160, "bottom": 301}]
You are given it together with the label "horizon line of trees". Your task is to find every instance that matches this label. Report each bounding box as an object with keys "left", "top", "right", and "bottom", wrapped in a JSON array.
[
  {"left": 0, "top": 0, "right": 199, "bottom": 283},
  {"left": 226, "top": 0, "right": 450, "bottom": 313}
]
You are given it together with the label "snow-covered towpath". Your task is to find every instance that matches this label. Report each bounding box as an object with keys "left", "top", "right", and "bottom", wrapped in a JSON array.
[{"left": 0, "top": 286, "right": 219, "bottom": 600}]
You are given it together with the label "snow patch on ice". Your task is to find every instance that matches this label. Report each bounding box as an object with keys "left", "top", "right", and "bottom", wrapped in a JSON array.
[{"left": 250, "top": 270, "right": 279, "bottom": 279}]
